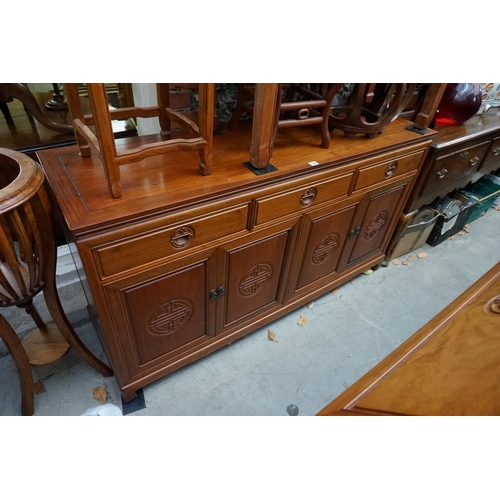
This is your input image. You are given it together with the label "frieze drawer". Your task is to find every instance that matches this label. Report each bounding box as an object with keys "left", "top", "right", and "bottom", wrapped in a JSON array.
[
  {"left": 255, "top": 172, "right": 353, "bottom": 226},
  {"left": 480, "top": 135, "right": 500, "bottom": 174},
  {"left": 420, "top": 140, "right": 491, "bottom": 196},
  {"left": 95, "top": 204, "right": 249, "bottom": 277},
  {"left": 354, "top": 150, "right": 425, "bottom": 191}
]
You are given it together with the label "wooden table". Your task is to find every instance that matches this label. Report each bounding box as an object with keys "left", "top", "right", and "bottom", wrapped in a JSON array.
[{"left": 318, "top": 261, "right": 500, "bottom": 416}]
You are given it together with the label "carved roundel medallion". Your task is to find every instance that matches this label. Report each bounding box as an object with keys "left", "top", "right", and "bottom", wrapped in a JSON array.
[
  {"left": 171, "top": 226, "right": 194, "bottom": 249},
  {"left": 239, "top": 263, "right": 272, "bottom": 296},
  {"left": 365, "top": 211, "right": 388, "bottom": 240},
  {"left": 149, "top": 298, "right": 194, "bottom": 335},
  {"left": 312, "top": 233, "right": 340, "bottom": 264},
  {"left": 484, "top": 294, "right": 500, "bottom": 315}
]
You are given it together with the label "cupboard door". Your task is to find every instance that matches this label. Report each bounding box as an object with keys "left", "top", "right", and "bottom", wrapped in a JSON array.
[
  {"left": 103, "top": 250, "right": 216, "bottom": 372},
  {"left": 217, "top": 223, "right": 298, "bottom": 332},
  {"left": 344, "top": 182, "right": 408, "bottom": 267},
  {"left": 294, "top": 203, "right": 357, "bottom": 293}
]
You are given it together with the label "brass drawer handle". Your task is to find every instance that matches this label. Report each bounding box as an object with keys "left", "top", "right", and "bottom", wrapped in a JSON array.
[
  {"left": 469, "top": 155, "right": 481, "bottom": 167},
  {"left": 171, "top": 226, "right": 194, "bottom": 248},
  {"left": 493, "top": 146, "right": 500, "bottom": 156},
  {"left": 300, "top": 187, "right": 317, "bottom": 207},
  {"left": 436, "top": 168, "right": 448, "bottom": 179},
  {"left": 385, "top": 161, "right": 398, "bottom": 178},
  {"left": 458, "top": 151, "right": 470, "bottom": 162}
]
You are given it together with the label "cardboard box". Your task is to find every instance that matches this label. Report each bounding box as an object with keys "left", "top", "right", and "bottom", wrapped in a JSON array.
[{"left": 391, "top": 207, "right": 440, "bottom": 259}]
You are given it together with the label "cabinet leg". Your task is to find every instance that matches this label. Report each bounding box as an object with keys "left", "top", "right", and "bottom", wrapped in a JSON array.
[{"left": 372, "top": 260, "right": 389, "bottom": 271}]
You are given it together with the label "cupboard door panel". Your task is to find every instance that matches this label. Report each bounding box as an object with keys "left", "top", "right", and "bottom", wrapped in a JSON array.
[
  {"left": 103, "top": 250, "right": 216, "bottom": 374},
  {"left": 223, "top": 231, "right": 290, "bottom": 327},
  {"left": 348, "top": 184, "right": 406, "bottom": 265},
  {"left": 297, "top": 205, "right": 357, "bottom": 290},
  {"left": 124, "top": 262, "right": 209, "bottom": 365}
]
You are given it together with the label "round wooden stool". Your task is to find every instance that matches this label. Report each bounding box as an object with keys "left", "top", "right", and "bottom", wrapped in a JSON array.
[{"left": 0, "top": 148, "right": 112, "bottom": 416}]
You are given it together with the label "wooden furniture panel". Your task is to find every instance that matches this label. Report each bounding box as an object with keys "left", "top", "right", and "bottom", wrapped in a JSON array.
[
  {"left": 403, "top": 112, "right": 500, "bottom": 214},
  {"left": 222, "top": 230, "right": 290, "bottom": 328},
  {"left": 94, "top": 204, "right": 249, "bottom": 277},
  {"left": 418, "top": 140, "right": 490, "bottom": 196},
  {"left": 346, "top": 182, "right": 408, "bottom": 266},
  {"left": 354, "top": 149, "right": 423, "bottom": 191},
  {"left": 480, "top": 134, "right": 500, "bottom": 174},
  {"left": 318, "top": 262, "right": 500, "bottom": 416},
  {"left": 295, "top": 204, "right": 357, "bottom": 292},
  {"left": 102, "top": 249, "right": 217, "bottom": 373},
  {"left": 38, "top": 117, "right": 435, "bottom": 401},
  {"left": 255, "top": 172, "right": 353, "bottom": 226}
]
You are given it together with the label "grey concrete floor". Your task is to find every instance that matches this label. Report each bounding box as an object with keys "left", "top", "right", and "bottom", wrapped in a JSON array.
[{"left": 1, "top": 208, "right": 499, "bottom": 416}]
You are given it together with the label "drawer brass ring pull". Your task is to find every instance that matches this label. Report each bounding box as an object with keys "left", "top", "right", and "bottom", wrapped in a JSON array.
[
  {"left": 300, "top": 187, "right": 317, "bottom": 207},
  {"left": 493, "top": 146, "right": 500, "bottom": 156},
  {"left": 436, "top": 167, "right": 448, "bottom": 179},
  {"left": 385, "top": 161, "right": 398, "bottom": 178},
  {"left": 469, "top": 155, "right": 480, "bottom": 167},
  {"left": 458, "top": 151, "right": 470, "bottom": 162},
  {"left": 171, "top": 226, "right": 195, "bottom": 248}
]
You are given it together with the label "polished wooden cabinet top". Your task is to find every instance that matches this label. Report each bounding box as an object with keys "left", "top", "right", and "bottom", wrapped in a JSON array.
[
  {"left": 318, "top": 261, "right": 500, "bottom": 416},
  {"left": 432, "top": 110, "right": 500, "bottom": 149},
  {"left": 37, "top": 119, "right": 434, "bottom": 235}
]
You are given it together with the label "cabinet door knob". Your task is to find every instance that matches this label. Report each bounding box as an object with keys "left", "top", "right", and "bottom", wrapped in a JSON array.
[
  {"left": 469, "top": 155, "right": 480, "bottom": 167},
  {"left": 436, "top": 167, "right": 448, "bottom": 179},
  {"left": 458, "top": 151, "right": 470, "bottom": 162},
  {"left": 493, "top": 146, "right": 500, "bottom": 156},
  {"left": 300, "top": 187, "right": 317, "bottom": 207},
  {"left": 349, "top": 225, "right": 361, "bottom": 239},
  {"left": 385, "top": 161, "right": 398, "bottom": 178},
  {"left": 209, "top": 286, "right": 226, "bottom": 300}
]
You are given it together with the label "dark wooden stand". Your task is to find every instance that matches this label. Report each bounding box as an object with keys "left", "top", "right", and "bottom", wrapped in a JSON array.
[{"left": 38, "top": 118, "right": 435, "bottom": 402}]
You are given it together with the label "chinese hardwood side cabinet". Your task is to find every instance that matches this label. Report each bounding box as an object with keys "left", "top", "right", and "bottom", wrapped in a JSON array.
[{"left": 38, "top": 119, "right": 434, "bottom": 401}]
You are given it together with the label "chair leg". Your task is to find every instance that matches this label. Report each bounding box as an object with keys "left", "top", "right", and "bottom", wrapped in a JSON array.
[
  {"left": 0, "top": 314, "right": 35, "bottom": 416},
  {"left": 42, "top": 279, "right": 113, "bottom": 377},
  {"left": 228, "top": 84, "right": 248, "bottom": 132}
]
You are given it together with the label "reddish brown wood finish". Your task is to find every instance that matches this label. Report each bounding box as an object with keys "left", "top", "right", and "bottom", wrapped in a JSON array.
[
  {"left": 0, "top": 148, "right": 112, "bottom": 415},
  {"left": 412, "top": 83, "right": 447, "bottom": 132},
  {"left": 318, "top": 261, "right": 500, "bottom": 416},
  {"left": 64, "top": 83, "right": 216, "bottom": 198},
  {"left": 37, "top": 118, "right": 435, "bottom": 401}
]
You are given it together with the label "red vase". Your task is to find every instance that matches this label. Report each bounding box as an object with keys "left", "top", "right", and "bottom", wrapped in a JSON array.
[{"left": 435, "top": 83, "right": 482, "bottom": 125}]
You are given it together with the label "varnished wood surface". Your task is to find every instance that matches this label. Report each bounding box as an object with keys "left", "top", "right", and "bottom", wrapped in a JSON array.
[
  {"left": 0, "top": 90, "right": 135, "bottom": 154},
  {"left": 37, "top": 118, "right": 435, "bottom": 401},
  {"left": 38, "top": 118, "right": 435, "bottom": 236},
  {"left": 403, "top": 110, "right": 500, "bottom": 214},
  {"left": 318, "top": 261, "right": 500, "bottom": 416},
  {"left": 432, "top": 109, "right": 500, "bottom": 148},
  {"left": 22, "top": 323, "right": 70, "bottom": 366}
]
